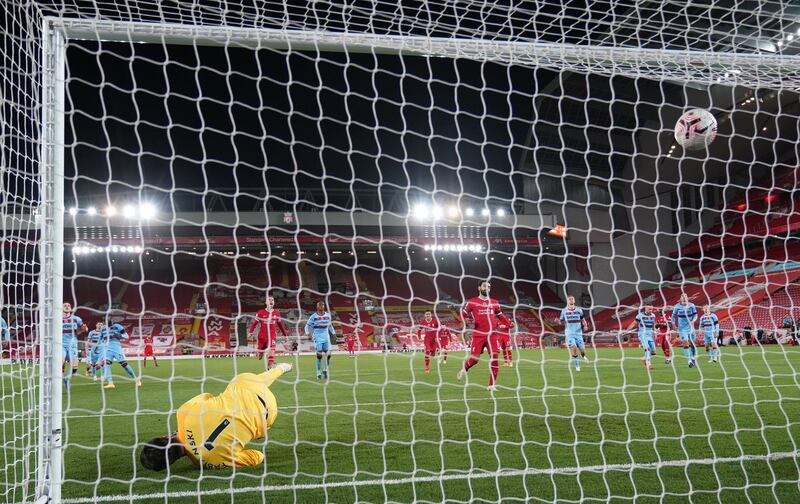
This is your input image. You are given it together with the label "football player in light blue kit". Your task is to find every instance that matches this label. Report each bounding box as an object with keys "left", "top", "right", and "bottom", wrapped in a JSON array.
[
  {"left": 305, "top": 301, "right": 337, "bottom": 380},
  {"left": 560, "top": 296, "right": 589, "bottom": 371},
  {"left": 1, "top": 315, "right": 9, "bottom": 343},
  {"left": 699, "top": 305, "right": 720, "bottom": 363},
  {"left": 635, "top": 306, "right": 658, "bottom": 370},
  {"left": 62, "top": 303, "right": 88, "bottom": 390},
  {"left": 671, "top": 294, "right": 698, "bottom": 368},
  {"left": 101, "top": 321, "right": 141, "bottom": 389},
  {"left": 85, "top": 321, "right": 105, "bottom": 380}
]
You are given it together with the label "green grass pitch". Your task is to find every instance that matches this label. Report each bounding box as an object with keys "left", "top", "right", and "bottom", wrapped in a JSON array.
[{"left": 4, "top": 346, "right": 800, "bottom": 503}]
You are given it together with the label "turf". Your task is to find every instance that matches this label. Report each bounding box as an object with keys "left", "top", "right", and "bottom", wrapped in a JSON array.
[{"left": 4, "top": 346, "right": 800, "bottom": 503}]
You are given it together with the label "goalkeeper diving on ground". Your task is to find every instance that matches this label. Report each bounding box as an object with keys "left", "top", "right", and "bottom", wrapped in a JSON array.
[{"left": 139, "top": 363, "right": 293, "bottom": 471}]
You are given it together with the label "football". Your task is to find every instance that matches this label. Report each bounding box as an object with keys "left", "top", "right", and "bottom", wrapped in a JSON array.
[{"left": 674, "top": 108, "right": 717, "bottom": 150}]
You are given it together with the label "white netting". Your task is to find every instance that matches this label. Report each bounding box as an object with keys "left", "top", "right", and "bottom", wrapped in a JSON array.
[{"left": 5, "top": 1, "right": 800, "bottom": 503}]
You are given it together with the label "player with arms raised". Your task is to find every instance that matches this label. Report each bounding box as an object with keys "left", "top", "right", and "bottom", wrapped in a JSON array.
[
  {"left": 457, "top": 280, "right": 510, "bottom": 391},
  {"left": 699, "top": 305, "right": 720, "bottom": 363},
  {"left": 417, "top": 310, "right": 440, "bottom": 374},
  {"left": 139, "top": 363, "right": 293, "bottom": 471},
  {"left": 635, "top": 305, "right": 658, "bottom": 370},
  {"left": 671, "top": 293, "right": 698, "bottom": 368},
  {"left": 62, "top": 303, "right": 88, "bottom": 389},
  {"left": 305, "top": 301, "right": 336, "bottom": 380},
  {"left": 101, "top": 321, "right": 141, "bottom": 389},
  {"left": 560, "top": 295, "right": 589, "bottom": 371}
]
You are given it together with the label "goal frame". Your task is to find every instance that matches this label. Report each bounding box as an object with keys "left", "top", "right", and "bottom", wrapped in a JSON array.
[{"left": 35, "top": 15, "right": 800, "bottom": 502}]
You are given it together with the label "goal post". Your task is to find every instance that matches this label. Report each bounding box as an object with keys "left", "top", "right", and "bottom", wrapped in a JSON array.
[{"left": 37, "top": 18, "right": 66, "bottom": 504}]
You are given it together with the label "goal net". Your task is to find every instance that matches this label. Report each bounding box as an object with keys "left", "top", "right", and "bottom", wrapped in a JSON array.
[{"left": 4, "top": 1, "right": 800, "bottom": 502}]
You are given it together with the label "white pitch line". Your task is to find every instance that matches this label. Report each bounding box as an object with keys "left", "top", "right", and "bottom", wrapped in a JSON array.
[
  {"left": 58, "top": 383, "right": 800, "bottom": 419},
  {"left": 60, "top": 449, "right": 800, "bottom": 503}
]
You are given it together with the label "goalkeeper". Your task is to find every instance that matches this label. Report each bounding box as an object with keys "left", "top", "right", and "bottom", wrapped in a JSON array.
[{"left": 139, "top": 363, "right": 293, "bottom": 471}]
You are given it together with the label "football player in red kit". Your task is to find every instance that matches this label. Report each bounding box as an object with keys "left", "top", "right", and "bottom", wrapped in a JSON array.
[
  {"left": 438, "top": 325, "right": 451, "bottom": 364},
  {"left": 345, "top": 330, "right": 356, "bottom": 356},
  {"left": 457, "top": 280, "right": 511, "bottom": 391},
  {"left": 493, "top": 321, "right": 514, "bottom": 367},
  {"left": 655, "top": 309, "right": 672, "bottom": 364},
  {"left": 142, "top": 334, "right": 157, "bottom": 367},
  {"left": 248, "top": 295, "right": 288, "bottom": 368},
  {"left": 417, "top": 311, "right": 440, "bottom": 374}
]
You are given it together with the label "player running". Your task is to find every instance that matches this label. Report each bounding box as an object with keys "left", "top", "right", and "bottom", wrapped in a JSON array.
[
  {"left": 493, "top": 320, "right": 514, "bottom": 367},
  {"left": 142, "top": 334, "right": 158, "bottom": 367},
  {"left": 101, "top": 321, "right": 141, "bottom": 389},
  {"left": 417, "top": 311, "right": 440, "bottom": 374},
  {"left": 635, "top": 305, "right": 658, "bottom": 370},
  {"left": 62, "top": 303, "right": 88, "bottom": 390},
  {"left": 457, "top": 280, "right": 511, "bottom": 391},
  {"left": 655, "top": 309, "right": 672, "bottom": 364},
  {"left": 699, "top": 305, "right": 720, "bottom": 363},
  {"left": 249, "top": 296, "right": 288, "bottom": 369},
  {"left": 139, "top": 363, "right": 293, "bottom": 471},
  {"left": 671, "top": 293, "right": 698, "bottom": 368},
  {"left": 305, "top": 301, "right": 336, "bottom": 380},
  {"left": 560, "top": 296, "right": 589, "bottom": 371}
]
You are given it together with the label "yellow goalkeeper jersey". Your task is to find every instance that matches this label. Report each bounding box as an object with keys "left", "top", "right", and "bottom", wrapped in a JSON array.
[{"left": 175, "top": 367, "right": 284, "bottom": 469}]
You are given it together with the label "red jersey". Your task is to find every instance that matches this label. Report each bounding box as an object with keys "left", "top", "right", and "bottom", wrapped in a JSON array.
[
  {"left": 249, "top": 309, "right": 288, "bottom": 340},
  {"left": 345, "top": 332, "right": 356, "bottom": 343},
  {"left": 655, "top": 314, "right": 669, "bottom": 334},
  {"left": 143, "top": 335, "right": 154, "bottom": 347},
  {"left": 461, "top": 297, "right": 509, "bottom": 336},
  {"left": 439, "top": 326, "right": 451, "bottom": 340},
  {"left": 417, "top": 318, "right": 440, "bottom": 340}
]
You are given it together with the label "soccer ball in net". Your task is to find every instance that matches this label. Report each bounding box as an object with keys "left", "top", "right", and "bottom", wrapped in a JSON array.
[{"left": 674, "top": 108, "right": 718, "bottom": 150}]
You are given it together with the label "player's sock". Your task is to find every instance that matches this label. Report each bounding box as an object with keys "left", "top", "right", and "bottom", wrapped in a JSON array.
[
  {"left": 326, "top": 354, "right": 331, "bottom": 370},
  {"left": 315, "top": 358, "right": 322, "bottom": 376},
  {"left": 644, "top": 351, "right": 651, "bottom": 365},
  {"left": 424, "top": 354, "right": 430, "bottom": 371},
  {"left": 443, "top": 350, "right": 448, "bottom": 362},
  {"left": 268, "top": 355, "right": 275, "bottom": 367},
  {"left": 683, "top": 347, "right": 691, "bottom": 361},
  {"left": 104, "top": 364, "right": 113, "bottom": 384},
  {"left": 463, "top": 357, "right": 479, "bottom": 372},
  {"left": 573, "top": 356, "right": 580, "bottom": 369},
  {"left": 489, "top": 352, "right": 499, "bottom": 386},
  {"left": 72, "top": 366, "right": 78, "bottom": 376},
  {"left": 121, "top": 362, "right": 136, "bottom": 379},
  {"left": 153, "top": 356, "right": 158, "bottom": 367}
]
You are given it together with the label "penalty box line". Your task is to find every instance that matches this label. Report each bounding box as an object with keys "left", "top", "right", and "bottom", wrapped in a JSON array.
[{"left": 62, "top": 450, "right": 800, "bottom": 503}]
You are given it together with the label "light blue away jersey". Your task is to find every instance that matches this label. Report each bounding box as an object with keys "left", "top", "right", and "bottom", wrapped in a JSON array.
[
  {"left": 1, "top": 317, "right": 9, "bottom": 342},
  {"left": 559, "top": 307, "right": 585, "bottom": 337},
  {"left": 62, "top": 315, "right": 83, "bottom": 346},
  {"left": 671, "top": 303, "right": 698, "bottom": 332},
  {"left": 305, "top": 312, "right": 335, "bottom": 342},
  {"left": 699, "top": 313, "right": 719, "bottom": 336},
  {"left": 636, "top": 311, "right": 657, "bottom": 339},
  {"left": 103, "top": 323, "right": 129, "bottom": 349}
]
